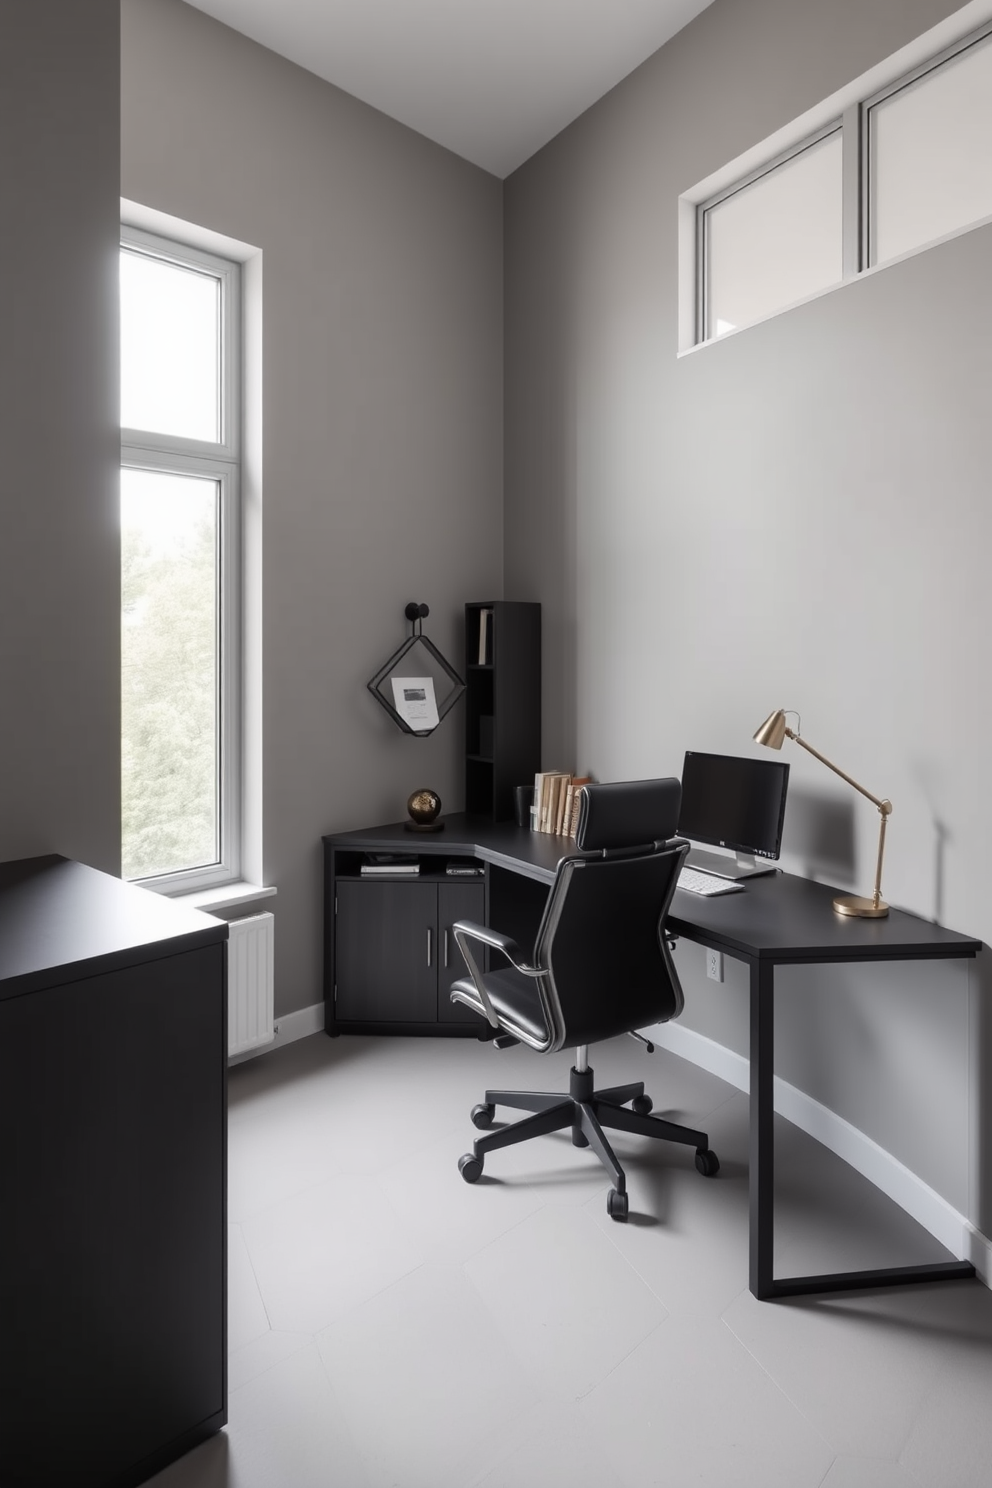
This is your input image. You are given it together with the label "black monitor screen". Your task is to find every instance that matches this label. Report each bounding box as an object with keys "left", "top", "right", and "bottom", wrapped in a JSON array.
[{"left": 677, "top": 752, "right": 790, "bottom": 860}]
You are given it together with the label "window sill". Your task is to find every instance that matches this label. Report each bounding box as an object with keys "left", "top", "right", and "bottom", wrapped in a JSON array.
[{"left": 172, "top": 881, "right": 276, "bottom": 913}]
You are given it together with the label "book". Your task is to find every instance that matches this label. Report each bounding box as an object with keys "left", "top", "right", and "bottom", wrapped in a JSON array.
[
  {"left": 477, "top": 607, "right": 493, "bottom": 664},
  {"left": 446, "top": 860, "right": 483, "bottom": 876},
  {"left": 568, "top": 778, "right": 592, "bottom": 837},
  {"left": 532, "top": 771, "right": 552, "bottom": 831},
  {"left": 554, "top": 774, "right": 571, "bottom": 835},
  {"left": 543, "top": 772, "right": 568, "bottom": 833},
  {"left": 540, "top": 773, "right": 558, "bottom": 832}
]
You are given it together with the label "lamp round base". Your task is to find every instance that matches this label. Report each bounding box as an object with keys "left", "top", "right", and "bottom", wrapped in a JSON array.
[{"left": 833, "top": 894, "right": 889, "bottom": 918}]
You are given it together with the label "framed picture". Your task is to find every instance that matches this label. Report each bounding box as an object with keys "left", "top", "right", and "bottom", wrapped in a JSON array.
[{"left": 390, "top": 676, "right": 440, "bottom": 732}]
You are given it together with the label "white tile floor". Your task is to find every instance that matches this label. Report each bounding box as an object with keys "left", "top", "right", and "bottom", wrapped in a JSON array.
[{"left": 147, "top": 1031, "right": 992, "bottom": 1488}]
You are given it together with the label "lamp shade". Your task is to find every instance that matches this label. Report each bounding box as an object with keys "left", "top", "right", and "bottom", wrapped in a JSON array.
[{"left": 753, "top": 709, "right": 788, "bottom": 750}]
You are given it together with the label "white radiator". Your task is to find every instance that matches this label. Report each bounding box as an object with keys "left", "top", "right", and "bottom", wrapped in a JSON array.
[{"left": 227, "top": 911, "right": 275, "bottom": 1057}]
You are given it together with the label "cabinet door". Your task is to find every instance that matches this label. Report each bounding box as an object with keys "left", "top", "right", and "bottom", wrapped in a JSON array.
[
  {"left": 0, "top": 945, "right": 225, "bottom": 1486},
  {"left": 437, "top": 881, "right": 488, "bottom": 1024},
  {"left": 335, "top": 880, "right": 438, "bottom": 1023}
]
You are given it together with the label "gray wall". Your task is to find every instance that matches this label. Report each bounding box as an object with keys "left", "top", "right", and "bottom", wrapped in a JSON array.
[
  {"left": 121, "top": 0, "right": 504, "bottom": 1018},
  {"left": 0, "top": 2, "right": 121, "bottom": 873},
  {"left": 504, "top": 0, "right": 992, "bottom": 1229}
]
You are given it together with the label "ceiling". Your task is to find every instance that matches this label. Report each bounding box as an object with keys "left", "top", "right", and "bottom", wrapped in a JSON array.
[{"left": 183, "top": 0, "right": 715, "bottom": 178}]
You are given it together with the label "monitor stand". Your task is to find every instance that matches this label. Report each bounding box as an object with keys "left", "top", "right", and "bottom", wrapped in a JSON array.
[{"left": 684, "top": 847, "right": 778, "bottom": 881}]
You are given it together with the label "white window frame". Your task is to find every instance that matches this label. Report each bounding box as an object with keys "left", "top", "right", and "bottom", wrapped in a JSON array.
[
  {"left": 680, "top": 5, "right": 992, "bottom": 351},
  {"left": 696, "top": 120, "right": 845, "bottom": 345},
  {"left": 862, "top": 20, "right": 992, "bottom": 270},
  {"left": 121, "top": 225, "right": 243, "bottom": 894}
]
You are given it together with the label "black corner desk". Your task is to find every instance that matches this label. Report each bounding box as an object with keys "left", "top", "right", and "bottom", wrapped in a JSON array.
[{"left": 324, "top": 813, "right": 981, "bottom": 1301}]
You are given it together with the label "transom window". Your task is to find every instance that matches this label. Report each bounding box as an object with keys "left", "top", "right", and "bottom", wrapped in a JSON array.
[{"left": 687, "top": 17, "right": 992, "bottom": 346}]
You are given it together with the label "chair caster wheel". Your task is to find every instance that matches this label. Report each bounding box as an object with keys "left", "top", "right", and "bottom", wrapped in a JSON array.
[
  {"left": 607, "top": 1188, "right": 629, "bottom": 1222},
  {"left": 471, "top": 1103, "right": 495, "bottom": 1129},
  {"left": 631, "top": 1094, "right": 653, "bottom": 1115},
  {"left": 695, "top": 1148, "right": 720, "bottom": 1177},
  {"left": 458, "top": 1153, "right": 483, "bottom": 1183}
]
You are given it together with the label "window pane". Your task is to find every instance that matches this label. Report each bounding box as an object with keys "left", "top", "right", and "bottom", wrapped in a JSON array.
[
  {"left": 121, "top": 249, "right": 220, "bottom": 442},
  {"left": 122, "top": 468, "right": 220, "bottom": 881},
  {"left": 705, "top": 131, "right": 843, "bottom": 338},
  {"left": 870, "top": 34, "right": 992, "bottom": 266}
]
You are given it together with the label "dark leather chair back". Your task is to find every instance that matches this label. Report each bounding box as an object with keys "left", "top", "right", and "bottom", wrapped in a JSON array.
[{"left": 533, "top": 779, "right": 689, "bottom": 1048}]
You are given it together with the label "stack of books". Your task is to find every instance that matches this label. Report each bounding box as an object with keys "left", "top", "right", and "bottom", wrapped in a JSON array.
[
  {"left": 360, "top": 853, "right": 420, "bottom": 876},
  {"left": 531, "top": 772, "right": 592, "bottom": 837}
]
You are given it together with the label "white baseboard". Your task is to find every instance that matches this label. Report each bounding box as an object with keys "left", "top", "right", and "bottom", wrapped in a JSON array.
[
  {"left": 228, "top": 1000, "right": 324, "bottom": 1065},
  {"left": 647, "top": 1020, "right": 992, "bottom": 1288}
]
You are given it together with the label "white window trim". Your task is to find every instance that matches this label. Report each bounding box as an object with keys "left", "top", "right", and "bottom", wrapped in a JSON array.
[
  {"left": 678, "top": 0, "right": 992, "bottom": 353},
  {"left": 121, "top": 225, "right": 244, "bottom": 895},
  {"left": 861, "top": 23, "right": 992, "bottom": 271},
  {"left": 696, "top": 120, "right": 843, "bottom": 346}
]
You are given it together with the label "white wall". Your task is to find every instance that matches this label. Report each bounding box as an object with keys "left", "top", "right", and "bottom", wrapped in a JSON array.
[
  {"left": 121, "top": 0, "right": 504, "bottom": 1018},
  {"left": 0, "top": 2, "right": 121, "bottom": 873},
  {"left": 504, "top": 0, "right": 992, "bottom": 1234}
]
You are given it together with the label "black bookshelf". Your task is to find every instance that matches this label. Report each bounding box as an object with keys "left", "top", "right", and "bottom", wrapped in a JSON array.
[{"left": 465, "top": 601, "right": 541, "bottom": 821}]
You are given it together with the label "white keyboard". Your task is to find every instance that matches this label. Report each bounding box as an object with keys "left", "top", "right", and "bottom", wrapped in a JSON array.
[{"left": 677, "top": 867, "right": 744, "bottom": 897}]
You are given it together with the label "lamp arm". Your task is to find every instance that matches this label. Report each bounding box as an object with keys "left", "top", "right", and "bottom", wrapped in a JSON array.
[{"left": 785, "top": 728, "right": 892, "bottom": 817}]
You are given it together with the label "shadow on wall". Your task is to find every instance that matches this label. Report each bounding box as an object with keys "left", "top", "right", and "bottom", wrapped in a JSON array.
[
  {"left": 929, "top": 816, "right": 951, "bottom": 926},
  {"left": 781, "top": 785, "right": 856, "bottom": 884},
  {"left": 973, "top": 947, "right": 992, "bottom": 1243},
  {"left": 785, "top": 788, "right": 953, "bottom": 928}
]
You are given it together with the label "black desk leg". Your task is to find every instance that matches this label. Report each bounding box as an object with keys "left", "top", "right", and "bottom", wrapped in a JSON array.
[
  {"left": 749, "top": 959, "right": 775, "bottom": 1300},
  {"left": 748, "top": 957, "right": 976, "bottom": 1301}
]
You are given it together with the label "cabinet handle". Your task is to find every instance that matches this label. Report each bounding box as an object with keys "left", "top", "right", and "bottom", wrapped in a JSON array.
[
  {"left": 443, "top": 929, "right": 450, "bottom": 968},
  {"left": 426, "top": 927, "right": 433, "bottom": 968}
]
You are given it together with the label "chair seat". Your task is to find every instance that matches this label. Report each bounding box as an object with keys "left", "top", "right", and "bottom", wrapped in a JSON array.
[{"left": 450, "top": 967, "right": 550, "bottom": 1044}]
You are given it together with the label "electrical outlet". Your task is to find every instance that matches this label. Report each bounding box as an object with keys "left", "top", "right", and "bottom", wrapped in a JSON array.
[{"left": 706, "top": 948, "right": 724, "bottom": 982}]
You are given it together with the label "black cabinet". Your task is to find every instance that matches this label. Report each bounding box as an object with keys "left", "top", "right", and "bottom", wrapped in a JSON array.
[
  {"left": 465, "top": 601, "right": 541, "bottom": 822},
  {"left": 335, "top": 879, "right": 439, "bottom": 1023},
  {"left": 325, "top": 841, "right": 489, "bottom": 1036},
  {"left": 437, "top": 880, "right": 487, "bottom": 1023},
  {"left": 0, "top": 856, "right": 228, "bottom": 1488}
]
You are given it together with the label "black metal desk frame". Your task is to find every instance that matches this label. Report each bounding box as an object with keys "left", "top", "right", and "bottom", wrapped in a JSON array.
[
  {"left": 326, "top": 815, "right": 981, "bottom": 1301},
  {"left": 666, "top": 870, "right": 980, "bottom": 1300}
]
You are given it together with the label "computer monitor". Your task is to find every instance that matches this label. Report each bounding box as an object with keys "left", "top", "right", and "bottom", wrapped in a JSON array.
[{"left": 677, "top": 751, "right": 790, "bottom": 880}]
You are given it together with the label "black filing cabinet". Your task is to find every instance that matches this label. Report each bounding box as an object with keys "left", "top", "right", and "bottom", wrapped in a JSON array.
[{"left": 0, "top": 855, "right": 228, "bottom": 1488}]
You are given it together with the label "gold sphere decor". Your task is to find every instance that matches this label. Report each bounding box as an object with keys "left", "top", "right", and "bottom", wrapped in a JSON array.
[{"left": 405, "top": 788, "right": 444, "bottom": 833}]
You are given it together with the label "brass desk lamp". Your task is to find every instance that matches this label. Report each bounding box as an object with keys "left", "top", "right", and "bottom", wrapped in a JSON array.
[{"left": 753, "top": 709, "right": 892, "bottom": 918}]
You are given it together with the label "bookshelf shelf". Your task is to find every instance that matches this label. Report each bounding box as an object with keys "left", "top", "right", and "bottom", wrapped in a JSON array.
[{"left": 464, "top": 602, "right": 541, "bottom": 821}]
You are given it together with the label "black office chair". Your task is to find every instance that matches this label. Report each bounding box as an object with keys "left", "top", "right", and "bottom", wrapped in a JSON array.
[{"left": 451, "top": 778, "right": 719, "bottom": 1221}]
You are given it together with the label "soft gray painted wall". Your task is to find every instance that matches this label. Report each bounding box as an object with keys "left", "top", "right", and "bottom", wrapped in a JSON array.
[
  {"left": 504, "top": 0, "right": 992, "bottom": 1230},
  {"left": 0, "top": 2, "right": 121, "bottom": 873},
  {"left": 121, "top": 0, "right": 503, "bottom": 1019}
]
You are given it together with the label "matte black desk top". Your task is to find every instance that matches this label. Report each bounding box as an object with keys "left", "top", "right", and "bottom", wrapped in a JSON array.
[
  {"left": 668, "top": 869, "right": 981, "bottom": 965},
  {"left": 325, "top": 813, "right": 566, "bottom": 885},
  {"left": 0, "top": 854, "right": 228, "bottom": 999},
  {"left": 326, "top": 816, "right": 981, "bottom": 964}
]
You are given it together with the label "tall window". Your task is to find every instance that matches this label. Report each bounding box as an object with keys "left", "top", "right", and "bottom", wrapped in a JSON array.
[{"left": 120, "top": 227, "right": 241, "bottom": 891}]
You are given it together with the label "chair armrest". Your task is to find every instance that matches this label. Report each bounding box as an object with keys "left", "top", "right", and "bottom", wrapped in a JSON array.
[
  {"left": 451, "top": 919, "right": 542, "bottom": 1031},
  {"left": 451, "top": 920, "right": 538, "bottom": 974}
]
